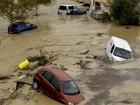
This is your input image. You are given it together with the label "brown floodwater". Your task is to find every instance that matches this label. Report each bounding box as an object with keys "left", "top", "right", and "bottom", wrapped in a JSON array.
[
  {"left": 108, "top": 23, "right": 140, "bottom": 42},
  {"left": 109, "top": 69, "right": 140, "bottom": 105},
  {"left": 0, "top": 0, "right": 140, "bottom": 105}
]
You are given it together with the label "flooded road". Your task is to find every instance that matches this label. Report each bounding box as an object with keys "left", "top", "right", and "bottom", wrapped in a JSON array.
[
  {"left": 0, "top": 0, "right": 140, "bottom": 105},
  {"left": 86, "top": 66, "right": 140, "bottom": 105}
]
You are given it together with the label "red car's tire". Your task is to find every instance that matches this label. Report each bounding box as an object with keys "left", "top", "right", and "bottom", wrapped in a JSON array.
[{"left": 32, "top": 80, "right": 39, "bottom": 90}]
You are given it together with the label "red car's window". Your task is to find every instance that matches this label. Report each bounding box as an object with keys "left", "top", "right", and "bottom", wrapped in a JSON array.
[
  {"left": 51, "top": 77, "right": 61, "bottom": 92},
  {"left": 62, "top": 80, "right": 80, "bottom": 95},
  {"left": 42, "top": 71, "right": 53, "bottom": 82}
]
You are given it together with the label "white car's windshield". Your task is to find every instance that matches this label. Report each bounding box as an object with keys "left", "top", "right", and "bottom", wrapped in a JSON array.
[{"left": 113, "top": 47, "right": 132, "bottom": 59}]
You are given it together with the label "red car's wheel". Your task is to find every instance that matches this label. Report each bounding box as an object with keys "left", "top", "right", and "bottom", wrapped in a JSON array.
[{"left": 32, "top": 80, "right": 39, "bottom": 90}]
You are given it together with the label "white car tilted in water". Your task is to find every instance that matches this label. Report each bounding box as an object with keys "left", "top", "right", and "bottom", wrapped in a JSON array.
[{"left": 106, "top": 36, "right": 133, "bottom": 62}]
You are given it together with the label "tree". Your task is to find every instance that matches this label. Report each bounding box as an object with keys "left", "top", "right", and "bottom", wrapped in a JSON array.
[
  {"left": 32, "top": 0, "right": 54, "bottom": 16},
  {"left": 0, "top": 0, "right": 34, "bottom": 23},
  {"left": 110, "top": 0, "right": 140, "bottom": 25},
  {"left": 0, "top": 0, "right": 55, "bottom": 22}
]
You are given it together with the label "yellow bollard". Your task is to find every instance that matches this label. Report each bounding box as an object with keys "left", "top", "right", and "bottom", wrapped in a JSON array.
[{"left": 18, "top": 59, "right": 30, "bottom": 70}]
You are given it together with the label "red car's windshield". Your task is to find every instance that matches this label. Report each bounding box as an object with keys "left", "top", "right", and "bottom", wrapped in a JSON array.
[{"left": 61, "top": 80, "right": 80, "bottom": 95}]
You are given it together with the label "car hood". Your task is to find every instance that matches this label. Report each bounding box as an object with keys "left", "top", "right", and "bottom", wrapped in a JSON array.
[{"left": 63, "top": 93, "right": 84, "bottom": 104}]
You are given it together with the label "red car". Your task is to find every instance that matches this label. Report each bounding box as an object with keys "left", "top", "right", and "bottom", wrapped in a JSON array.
[{"left": 32, "top": 66, "right": 84, "bottom": 105}]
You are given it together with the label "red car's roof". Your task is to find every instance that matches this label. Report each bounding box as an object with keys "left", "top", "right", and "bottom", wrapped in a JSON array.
[{"left": 41, "top": 67, "right": 72, "bottom": 81}]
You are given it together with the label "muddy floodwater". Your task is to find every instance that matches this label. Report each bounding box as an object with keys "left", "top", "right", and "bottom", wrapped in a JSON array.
[
  {"left": 108, "top": 24, "right": 140, "bottom": 42},
  {"left": 0, "top": 0, "right": 140, "bottom": 105}
]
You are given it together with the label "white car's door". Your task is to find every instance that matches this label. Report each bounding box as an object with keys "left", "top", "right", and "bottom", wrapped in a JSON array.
[{"left": 58, "top": 6, "right": 67, "bottom": 14}]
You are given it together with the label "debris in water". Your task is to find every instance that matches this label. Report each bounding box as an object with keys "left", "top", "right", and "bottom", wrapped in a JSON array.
[
  {"left": 76, "top": 41, "right": 84, "bottom": 45},
  {"left": 86, "top": 55, "right": 98, "bottom": 59},
  {"left": 18, "top": 59, "right": 30, "bottom": 70},
  {"left": 15, "top": 75, "right": 32, "bottom": 90},
  {"left": 0, "top": 75, "right": 11, "bottom": 80},
  {"left": 80, "top": 50, "right": 89, "bottom": 55},
  {"left": 97, "top": 33, "right": 104, "bottom": 36},
  {"left": 126, "top": 26, "right": 130, "bottom": 29},
  {"left": 60, "top": 65, "right": 68, "bottom": 71},
  {"left": 18, "top": 55, "right": 49, "bottom": 70},
  {"left": 119, "top": 100, "right": 133, "bottom": 104},
  {"left": 76, "top": 59, "right": 90, "bottom": 69},
  {"left": 93, "top": 55, "right": 98, "bottom": 59}
]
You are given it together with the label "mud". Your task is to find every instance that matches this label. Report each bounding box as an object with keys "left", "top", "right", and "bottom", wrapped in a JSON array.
[{"left": 0, "top": 0, "right": 140, "bottom": 105}]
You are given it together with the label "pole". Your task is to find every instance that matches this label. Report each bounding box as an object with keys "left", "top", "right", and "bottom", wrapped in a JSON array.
[{"left": 89, "top": 0, "right": 94, "bottom": 14}]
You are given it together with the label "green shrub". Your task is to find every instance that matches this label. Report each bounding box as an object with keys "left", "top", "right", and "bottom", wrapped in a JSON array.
[{"left": 110, "top": 0, "right": 140, "bottom": 25}]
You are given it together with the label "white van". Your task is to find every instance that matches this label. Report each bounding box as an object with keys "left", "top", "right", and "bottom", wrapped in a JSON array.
[
  {"left": 58, "top": 5, "right": 76, "bottom": 14},
  {"left": 106, "top": 36, "right": 133, "bottom": 61}
]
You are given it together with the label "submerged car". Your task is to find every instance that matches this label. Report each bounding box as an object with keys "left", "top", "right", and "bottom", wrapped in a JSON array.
[
  {"left": 32, "top": 66, "right": 84, "bottom": 105},
  {"left": 8, "top": 21, "right": 37, "bottom": 34},
  {"left": 70, "top": 7, "right": 87, "bottom": 15},
  {"left": 91, "top": 6, "right": 105, "bottom": 20},
  {"left": 106, "top": 36, "right": 133, "bottom": 61},
  {"left": 58, "top": 4, "right": 87, "bottom": 15}
]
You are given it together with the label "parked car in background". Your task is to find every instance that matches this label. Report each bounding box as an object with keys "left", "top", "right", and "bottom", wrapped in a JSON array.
[
  {"left": 106, "top": 36, "right": 133, "bottom": 62},
  {"left": 8, "top": 21, "right": 37, "bottom": 34},
  {"left": 91, "top": 6, "right": 105, "bottom": 20},
  {"left": 32, "top": 66, "right": 84, "bottom": 105},
  {"left": 58, "top": 4, "right": 87, "bottom": 15}
]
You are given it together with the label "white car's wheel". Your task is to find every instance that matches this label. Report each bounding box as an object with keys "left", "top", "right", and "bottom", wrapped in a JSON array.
[{"left": 32, "top": 80, "right": 39, "bottom": 90}]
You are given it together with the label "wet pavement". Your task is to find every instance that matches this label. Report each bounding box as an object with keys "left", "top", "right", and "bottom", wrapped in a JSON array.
[{"left": 0, "top": 0, "right": 140, "bottom": 105}]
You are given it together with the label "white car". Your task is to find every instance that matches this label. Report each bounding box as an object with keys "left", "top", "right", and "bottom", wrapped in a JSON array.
[
  {"left": 58, "top": 5, "right": 76, "bottom": 14},
  {"left": 90, "top": 6, "right": 105, "bottom": 20},
  {"left": 58, "top": 4, "right": 87, "bottom": 15},
  {"left": 106, "top": 36, "right": 133, "bottom": 61}
]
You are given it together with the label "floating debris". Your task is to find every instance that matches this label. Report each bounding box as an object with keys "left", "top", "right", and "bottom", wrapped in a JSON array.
[
  {"left": 60, "top": 65, "right": 68, "bottom": 71},
  {"left": 80, "top": 50, "right": 89, "bottom": 55},
  {"left": 97, "top": 33, "right": 104, "bottom": 36},
  {"left": 0, "top": 75, "right": 11, "bottom": 80},
  {"left": 119, "top": 100, "right": 133, "bottom": 104},
  {"left": 18, "top": 59, "right": 30, "bottom": 70}
]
